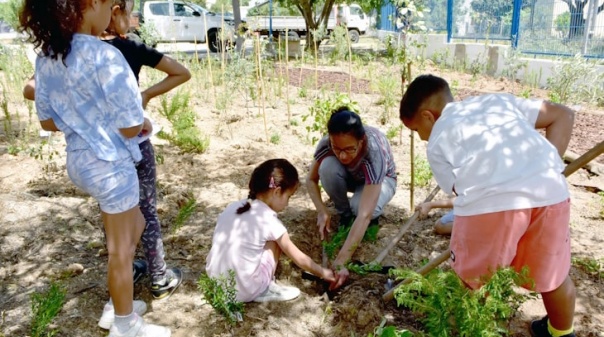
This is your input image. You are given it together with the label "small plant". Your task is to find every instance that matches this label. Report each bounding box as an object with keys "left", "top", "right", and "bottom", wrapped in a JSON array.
[
  {"left": 158, "top": 90, "right": 210, "bottom": 153},
  {"left": 373, "top": 74, "right": 400, "bottom": 125},
  {"left": 519, "top": 88, "right": 532, "bottom": 99},
  {"left": 302, "top": 92, "right": 360, "bottom": 145},
  {"left": 386, "top": 125, "right": 402, "bottom": 142},
  {"left": 269, "top": 133, "right": 280, "bottom": 144},
  {"left": 172, "top": 195, "right": 197, "bottom": 233},
  {"left": 411, "top": 155, "right": 432, "bottom": 188},
  {"left": 450, "top": 79, "right": 459, "bottom": 98},
  {"left": 289, "top": 119, "right": 299, "bottom": 126},
  {"left": 198, "top": 270, "right": 244, "bottom": 325},
  {"left": 502, "top": 50, "right": 528, "bottom": 82},
  {"left": 546, "top": 54, "right": 604, "bottom": 105},
  {"left": 347, "top": 261, "right": 383, "bottom": 276},
  {"left": 391, "top": 267, "right": 536, "bottom": 336},
  {"left": 367, "top": 318, "right": 413, "bottom": 337},
  {"left": 323, "top": 222, "right": 379, "bottom": 259},
  {"left": 572, "top": 256, "right": 603, "bottom": 278},
  {"left": 137, "top": 21, "right": 160, "bottom": 47},
  {"left": 30, "top": 282, "right": 66, "bottom": 337}
]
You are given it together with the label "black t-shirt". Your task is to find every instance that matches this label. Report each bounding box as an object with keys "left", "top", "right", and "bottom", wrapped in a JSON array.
[{"left": 103, "top": 37, "right": 164, "bottom": 83}]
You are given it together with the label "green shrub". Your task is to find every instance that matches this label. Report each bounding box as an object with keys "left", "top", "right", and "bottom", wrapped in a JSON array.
[
  {"left": 391, "top": 267, "right": 535, "bottom": 336},
  {"left": 198, "top": 270, "right": 244, "bottom": 325},
  {"left": 302, "top": 92, "right": 360, "bottom": 145}
]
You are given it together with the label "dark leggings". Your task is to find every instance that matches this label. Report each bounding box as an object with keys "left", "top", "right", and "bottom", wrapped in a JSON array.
[{"left": 137, "top": 140, "right": 167, "bottom": 282}]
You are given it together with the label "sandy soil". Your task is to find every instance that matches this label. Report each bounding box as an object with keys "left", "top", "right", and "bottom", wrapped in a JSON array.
[{"left": 1, "top": 46, "right": 603, "bottom": 337}]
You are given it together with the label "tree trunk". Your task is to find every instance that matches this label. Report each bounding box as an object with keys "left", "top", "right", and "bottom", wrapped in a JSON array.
[{"left": 566, "top": 0, "right": 587, "bottom": 39}]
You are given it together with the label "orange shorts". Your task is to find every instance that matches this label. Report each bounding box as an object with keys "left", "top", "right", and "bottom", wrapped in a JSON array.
[{"left": 450, "top": 199, "right": 571, "bottom": 293}]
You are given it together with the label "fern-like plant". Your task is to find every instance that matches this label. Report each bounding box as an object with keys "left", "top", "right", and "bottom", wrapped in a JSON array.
[
  {"left": 198, "top": 270, "right": 244, "bottom": 325},
  {"left": 391, "top": 267, "right": 535, "bottom": 336}
]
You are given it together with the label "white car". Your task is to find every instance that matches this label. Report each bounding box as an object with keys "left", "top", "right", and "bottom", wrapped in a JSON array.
[{"left": 141, "top": 0, "right": 234, "bottom": 52}]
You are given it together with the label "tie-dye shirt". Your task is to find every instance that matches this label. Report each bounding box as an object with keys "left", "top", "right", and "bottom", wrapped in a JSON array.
[{"left": 34, "top": 34, "right": 144, "bottom": 162}]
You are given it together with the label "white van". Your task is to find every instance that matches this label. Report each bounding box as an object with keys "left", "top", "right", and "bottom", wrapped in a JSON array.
[{"left": 141, "top": 0, "right": 234, "bottom": 52}]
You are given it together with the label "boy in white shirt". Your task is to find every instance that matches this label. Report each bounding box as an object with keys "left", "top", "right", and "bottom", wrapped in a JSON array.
[{"left": 399, "top": 74, "right": 576, "bottom": 337}]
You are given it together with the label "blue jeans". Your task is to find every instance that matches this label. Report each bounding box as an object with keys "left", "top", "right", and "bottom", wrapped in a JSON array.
[{"left": 318, "top": 156, "right": 396, "bottom": 219}]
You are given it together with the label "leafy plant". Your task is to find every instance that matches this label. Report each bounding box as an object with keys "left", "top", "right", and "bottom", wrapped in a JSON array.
[
  {"left": 411, "top": 155, "right": 432, "bottom": 188},
  {"left": 347, "top": 261, "right": 383, "bottom": 276},
  {"left": 137, "top": 22, "right": 160, "bottom": 47},
  {"left": 546, "top": 54, "right": 604, "bottom": 105},
  {"left": 386, "top": 125, "right": 402, "bottom": 142},
  {"left": 157, "top": 90, "right": 210, "bottom": 153},
  {"left": 373, "top": 74, "right": 400, "bottom": 125},
  {"left": 30, "top": 282, "right": 66, "bottom": 337},
  {"left": 198, "top": 270, "right": 244, "bottom": 325},
  {"left": 323, "top": 222, "right": 379, "bottom": 260},
  {"left": 172, "top": 195, "right": 197, "bottom": 233},
  {"left": 502, "top": 50, "right": 528, "bottom": 82},
  {"left": 368, "top": 318, "right": 413, "bottom": 337},
  {"left": 391, "top": 267, "right": 535, "bottom": 336},
  {"left": 572, "top": 256, "right": 603, "bottom": 278},
  {"left": 270, "top": 133, "right": 280, "bottom": 144},
  {"left": 302, "top": 92, "right": 360, "bottom": 145},
  {"left": 327, "top": 25, "right": 351, "bottom": 64}
]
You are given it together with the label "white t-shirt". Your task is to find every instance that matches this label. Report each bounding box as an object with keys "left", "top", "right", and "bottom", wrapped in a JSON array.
[
  {"left": 427, "top": 94, "right": 569, "bottom": 216},
  {"left": 205, "top": 199, "right": 287, "bottom": 301}
]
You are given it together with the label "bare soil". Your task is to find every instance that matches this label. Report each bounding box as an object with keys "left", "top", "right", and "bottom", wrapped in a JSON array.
[{"left": 1, "top": 53, "right": 603, "bottom": 337}]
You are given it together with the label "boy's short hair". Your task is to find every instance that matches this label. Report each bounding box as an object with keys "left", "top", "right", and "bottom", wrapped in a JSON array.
[{"left": 399, "top": 74, "right": 450, "bottom": 121}]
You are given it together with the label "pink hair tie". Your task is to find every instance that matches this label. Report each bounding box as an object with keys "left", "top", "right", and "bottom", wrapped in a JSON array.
[{"left": 269, "top": 176, "right": 276, "bottom": 189}]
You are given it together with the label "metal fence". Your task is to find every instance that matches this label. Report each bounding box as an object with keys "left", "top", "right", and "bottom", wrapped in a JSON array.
[{"left": 379, "top": 0, "right": 604, "bottom": 58}]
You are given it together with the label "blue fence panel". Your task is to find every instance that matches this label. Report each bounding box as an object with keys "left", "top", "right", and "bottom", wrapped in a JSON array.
[
  {"left": 378, "top": 1, "right": 397, "bottom": 31},
  {"left": 378, "top": 0, "right": 604, "bottom": 58},
  {"left": 516, "top": 0, "right": 604, "bottom": 58}
]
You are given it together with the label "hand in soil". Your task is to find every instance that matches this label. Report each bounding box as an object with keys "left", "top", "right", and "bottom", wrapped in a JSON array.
[{"left": 329, "top": 266, "right": 350, "bottom": 290}]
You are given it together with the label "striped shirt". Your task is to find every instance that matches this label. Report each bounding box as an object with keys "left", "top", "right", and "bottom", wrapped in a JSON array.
[{"left": 314, "top": 126, "right": 397, "bottom": 185}]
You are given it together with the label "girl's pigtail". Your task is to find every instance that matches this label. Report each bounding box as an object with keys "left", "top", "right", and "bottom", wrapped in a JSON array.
[{"left": 236, "top": 192, "right": 255, "bottom": 214}]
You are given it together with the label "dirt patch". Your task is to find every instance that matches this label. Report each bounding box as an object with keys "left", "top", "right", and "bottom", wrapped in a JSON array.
[{"left": 1, "top": 57, "right": 604, "bottom": 337}]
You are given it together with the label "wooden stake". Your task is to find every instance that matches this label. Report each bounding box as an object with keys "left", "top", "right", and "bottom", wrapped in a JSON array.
[
  {"left": 410, "top": 130, "right": 415, "bottom": 211},
  {"left": 256, "top": 36, "right": 268, "bottom": 143},
  {"left": 285, "top": 28, "right": 291, "bottom": 122}
]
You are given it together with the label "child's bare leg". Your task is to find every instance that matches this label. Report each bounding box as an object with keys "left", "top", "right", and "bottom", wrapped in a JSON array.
[
  {"left": 433, "top": 219, "right": 453, "bottom": 235},
  {"left": 541, "top": 275, "right": 576, "bottom": 330},
  {"left": 265, "top": 241, "right": 281, "bottom": 273},
  {"left": 102, "top": 206, "right": 145, "bottom": 316}
]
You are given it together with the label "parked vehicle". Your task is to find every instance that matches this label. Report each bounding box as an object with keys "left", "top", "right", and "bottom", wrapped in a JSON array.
[
  {"left": 244, "top": 2, "right": 369, "bottom": 43},
  {"left": 132, "top": 0, "right": 235, "bottom": 52}
]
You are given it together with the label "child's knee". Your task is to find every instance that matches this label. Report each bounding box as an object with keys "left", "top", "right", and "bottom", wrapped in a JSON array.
[{"left": 434, "top": 220, "right": 453, "bottom": 235}]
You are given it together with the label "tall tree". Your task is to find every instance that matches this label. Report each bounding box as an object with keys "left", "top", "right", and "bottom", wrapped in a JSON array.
[
  {"left": 561, "top": 0, "right": 604, "bottom": 39},
  {"left": 275, "top": 0, "right": 381, "bottom": 52}
]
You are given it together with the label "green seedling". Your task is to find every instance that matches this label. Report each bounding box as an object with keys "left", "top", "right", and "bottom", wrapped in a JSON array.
[
  {"left": 198, "top": 270, "right": 244, "bottom": 325},
  {"left": 30, "top": 282, "right": 66, "bottom": 337}
]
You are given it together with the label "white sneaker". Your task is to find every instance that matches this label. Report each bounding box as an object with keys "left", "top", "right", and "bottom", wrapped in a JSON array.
[
  {"left": 108, "top": 313, "right": 171, "bottom": 337},
  {"left": 253, "top": 280, "right": 300, "bottom": 302},
  {"left": 98, "top": 300, "right": 148, "bottom": 330}
]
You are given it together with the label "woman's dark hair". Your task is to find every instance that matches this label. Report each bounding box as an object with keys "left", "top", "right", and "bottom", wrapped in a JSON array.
[
  {"left": 327, "top": 106, "right": 365, "bottom": 140},
  {"left": 18, "top": 0, "right": 85, "bottom": 62},
  {"left": 399, "top": 74, "right": 450, "bottom": 121},
  {"left": 236, "top": 159, "right": 300, "bottom": 214}
]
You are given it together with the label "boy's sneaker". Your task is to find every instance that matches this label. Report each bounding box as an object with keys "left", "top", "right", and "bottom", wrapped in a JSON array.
[
  {"left": 150, "top": 268, "right": 183, "bottom": 300},
  {"left": 98, "top": 300, "right": 147, "bottom": 330},
  {"left": 108, "top": 313, "right": 171, "bottom": 337},
  {"left": 529, "top": 316, "right": 575, "bottom": 337},
  {"left": 133, "top": 260, "right": 148, "bottom": 284},
  {"left": 253, "top": 280, "right": 301, "bottom": 302}
]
